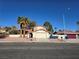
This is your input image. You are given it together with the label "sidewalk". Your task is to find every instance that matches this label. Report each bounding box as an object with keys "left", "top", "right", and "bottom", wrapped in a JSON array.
[{"left": 0, "top": 37, "right": 79, "bottom": 43}]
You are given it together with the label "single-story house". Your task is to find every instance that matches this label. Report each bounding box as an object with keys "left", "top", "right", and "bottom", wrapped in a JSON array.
[{"left": 33, "top": 26, "right": 50, "bottom": 39}]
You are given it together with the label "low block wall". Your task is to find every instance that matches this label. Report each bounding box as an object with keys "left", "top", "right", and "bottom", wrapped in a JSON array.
[
  {"left": 9, "top": 35, "right": 20, "bottom": 37},
  {"left": 9, "top": 34, "right": 29, "bottom": 38}
]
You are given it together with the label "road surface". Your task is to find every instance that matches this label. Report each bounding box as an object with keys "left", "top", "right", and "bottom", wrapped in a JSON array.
[{"left": 0, "top": 43, "right": 79, "bottom": 59}]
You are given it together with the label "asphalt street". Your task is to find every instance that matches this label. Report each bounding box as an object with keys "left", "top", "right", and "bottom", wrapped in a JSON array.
[{"left": 0, "top": 43, "right": 79, "bottom": 59}]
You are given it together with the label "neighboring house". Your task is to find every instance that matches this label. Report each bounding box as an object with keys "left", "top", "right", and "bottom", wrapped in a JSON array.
[
  {"left": 57, "top": 31, "right": 79, "bottom": 39},
  {"left": 32, "top": 26, "right": 50, "bottom": 39},
  {"left": 50, "top": 34, "right": 66, "bottom": 39}
]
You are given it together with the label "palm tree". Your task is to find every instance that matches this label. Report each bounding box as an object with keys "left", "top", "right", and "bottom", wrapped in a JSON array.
[
  {"left": 29, "top": 21, "right": 36, "bottom": 31},
  {"left": 43, "top": 21, "right": 53, "bottom": 33},
  {"left": 17, "top": 16, "right": 22, "bottom": 37},
  {"left": 17, "top": 16, "right": 29, "bottom": 38}
]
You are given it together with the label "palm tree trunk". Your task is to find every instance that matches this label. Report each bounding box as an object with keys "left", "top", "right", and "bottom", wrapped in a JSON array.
[
  {"left": 23, "top": 28, "right": 25, "bottom": 38},
  {"left": 20, "top": 29, "right": 22, "bottom": 37}
]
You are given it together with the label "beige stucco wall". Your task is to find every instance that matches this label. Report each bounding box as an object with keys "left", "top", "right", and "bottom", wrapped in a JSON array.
[
  {"left": 33, "top": 31, "right": 50, "bottom": 42},
  {"left": 33, "top": 31, "right": 50, "bottom": 39}
]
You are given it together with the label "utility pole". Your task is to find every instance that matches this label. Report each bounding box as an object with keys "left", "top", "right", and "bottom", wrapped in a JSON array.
[
  {"left": 62, "top": 8, "right": 71, "bottom": 39},
  {"left": 62, "top": 14, "right": 66, "bottom": 35}
]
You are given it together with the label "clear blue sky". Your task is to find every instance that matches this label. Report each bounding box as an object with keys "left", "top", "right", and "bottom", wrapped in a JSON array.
[{"left": 0, "top": 0, "right": 79, "bottom": 31}]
